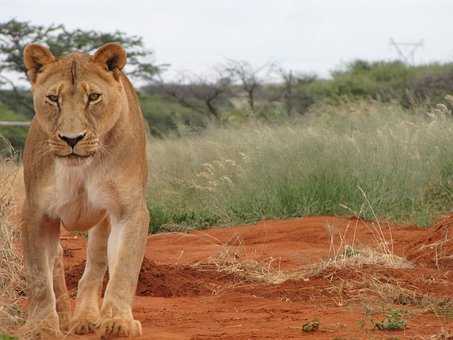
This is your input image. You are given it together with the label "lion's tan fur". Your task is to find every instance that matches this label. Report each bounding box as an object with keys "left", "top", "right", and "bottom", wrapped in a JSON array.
[{"left": 21, "top": 43, "right": 149, "bottom": 338}]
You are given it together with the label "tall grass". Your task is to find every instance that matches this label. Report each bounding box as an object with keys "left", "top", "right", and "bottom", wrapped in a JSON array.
[
  {"left": 0, "top": 147, "right": 24, "bottom": 338},
  {"left": 148, "top": 100, "right": 453, "bottom": 232}
]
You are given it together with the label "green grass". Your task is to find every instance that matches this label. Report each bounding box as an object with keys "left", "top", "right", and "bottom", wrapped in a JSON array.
[
  {"left": 375, "top": 310, "right": 407, "bottom": 331},
  {"left": 0, "top": 334, "right": 17, "bottom": 340},
  {"left": 147, "top": 100, "right": 453, "bottom": 232}
]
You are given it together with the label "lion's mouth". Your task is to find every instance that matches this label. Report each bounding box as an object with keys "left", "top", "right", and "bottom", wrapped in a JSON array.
[
  {"left": 55, "top": 152, "right": 94, "bottom": 166},
  {"left": 58, "top": 153, "right": 92, "bottom": 159}
]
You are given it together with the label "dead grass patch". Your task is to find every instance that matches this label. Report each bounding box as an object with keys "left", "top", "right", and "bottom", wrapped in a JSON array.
[
  {"left": 0, "top": 158, "right": 25, "bottom": 337},
  {"left": 203, "top": 243, "right": 291, "bottom": 284},
  {"left": 193, "top": 234, "right": 292, "bottom": 284},
  {"left": 306, "top": 245, "right": 413, "bottom": 278},
  {"left": 198, "top": 220, "right": 412, "bottom": 287},
  {"left": 306, "top": 210, "right": 412, "bottom": 278},
  {"left": 368, "top": 278, "right": 453, "bottom": 319}
]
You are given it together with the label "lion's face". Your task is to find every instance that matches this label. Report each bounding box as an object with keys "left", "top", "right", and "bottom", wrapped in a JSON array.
[{"left": 24, "top": 43, "right": 128, "bottom": 164}]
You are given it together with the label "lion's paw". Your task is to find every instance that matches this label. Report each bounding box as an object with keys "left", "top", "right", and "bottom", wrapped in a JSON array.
[
  {"left": 22, "top": 317, "right": 63, "bottom": 340},
  {"left": 70, "top": 311, "right": 100, "bottom": 335},
  {"left": 71, "top": 317, "right": 97, "bottom": 335},
  {"left": 58, "top": 310, "right": 71, "bottom": 332},
  {"left": 27, "top": 328, "right": 63, "bottom": 340},
  {"left": 95, "top": 317, "right": 142, "bottom": 338}
]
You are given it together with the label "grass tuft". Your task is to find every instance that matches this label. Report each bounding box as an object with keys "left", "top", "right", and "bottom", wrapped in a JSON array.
[
  {"left": 0, "top": 154, "right": 25, "bottom": 338},
  {"left": 374, "top": 309, "right": 407, "bottom": 331}
]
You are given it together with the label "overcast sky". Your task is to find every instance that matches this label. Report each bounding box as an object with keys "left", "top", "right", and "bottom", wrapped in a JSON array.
[{"left": 2, "top": 0, "right": 453, "bottom": 78}]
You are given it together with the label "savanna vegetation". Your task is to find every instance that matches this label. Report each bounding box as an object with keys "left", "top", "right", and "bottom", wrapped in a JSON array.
[
  {"left": 2, "top": 19, "right": 453, "bottom": 233},
  {"left": 3, "top": 17, "right": 453, "bottom": 340},
  {"left": 2, "top": 20, "right": 453, "bottom": 147}
]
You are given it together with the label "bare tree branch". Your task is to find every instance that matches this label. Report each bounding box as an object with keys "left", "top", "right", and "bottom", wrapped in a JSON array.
[
  {"left": 223, "top": 60, "right": 276, "bottom": 114},
  {"left": 156, "top": 71, "right": 231, "bottom": 121}
]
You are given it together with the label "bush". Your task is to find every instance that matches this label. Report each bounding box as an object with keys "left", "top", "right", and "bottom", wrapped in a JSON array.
[
  {"left": 302, "top": 60, "right": 453, "bottom": 107},
  {"left": 0, "top": 103, "right": 28, "bottom": 151},
  {"left": 410, "top": 70, "right": 453, "bottom": 104},
  {"left": 140, "top": 94, "right": 207, "bottom": 137}
]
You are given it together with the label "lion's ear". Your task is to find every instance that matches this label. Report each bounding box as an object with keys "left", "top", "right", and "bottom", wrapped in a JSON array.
[
  {"left": 23, "top": 44, "right": 56, "bottom": 83},
  {"left": 93, "top": 43, "right": 127, "bottom": 80}
]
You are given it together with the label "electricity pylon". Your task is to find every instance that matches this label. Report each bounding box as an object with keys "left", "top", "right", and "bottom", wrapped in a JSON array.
[{"left": 389, "top": 38, "right": 424, "bottom": 64}]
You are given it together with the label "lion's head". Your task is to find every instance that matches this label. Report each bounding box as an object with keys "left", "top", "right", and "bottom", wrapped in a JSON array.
[{"left": 23, "top": 43, "right": 129, "bottom": 163}]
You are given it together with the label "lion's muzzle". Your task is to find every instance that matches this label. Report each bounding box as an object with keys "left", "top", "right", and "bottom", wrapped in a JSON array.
[{"left": 58, "top": 132, "right": 86, "bottom": 148}]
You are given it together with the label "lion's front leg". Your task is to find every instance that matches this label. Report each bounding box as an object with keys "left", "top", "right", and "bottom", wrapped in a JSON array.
[
  {"left": 53, "top": 243, "right": 71, "bottom": 332},
  {"left": 71, "top": 217, "right": 109, "bottom": 335},
  {"left": 95, "top": 206, "right": 149, "bottom": 338},
  {"left": 22, "top": 213, "right": 62, "bottom": 339}
]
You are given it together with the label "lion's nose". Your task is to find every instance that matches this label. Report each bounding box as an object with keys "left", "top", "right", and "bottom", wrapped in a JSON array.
[{"left": 58, "top": 132, "right": 86, "bottom": 148}]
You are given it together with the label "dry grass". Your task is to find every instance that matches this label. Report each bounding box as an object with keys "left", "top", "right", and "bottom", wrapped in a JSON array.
[
  {"left": 368, "top": 278, "right": 453, "bottom": 319},
  {"left": 306, "top": 245, "right": 413, "bottom": 279},
  {"left": 0, "top": 155, "right": 25, "bottom": 338},
  {"left": 355, "top": 275, "right": 453, "bottom": 334},
  {"left": 199, "top": 213, "right": 412, "bottom": 286},
  {"left": 306, "top": 217, "right": 412, "bottom": 278},
  {"left": 203, "top": 242, "right": 291, "bottom": 285},
  {"left": 192, "top": 234, "right": 291, "bottom": 284},
  {"left": 204, "top": 241, "right": 411, "bottom": 286},
  {"left": 429, "top": 328, "right": 453, "bottom": 340}
]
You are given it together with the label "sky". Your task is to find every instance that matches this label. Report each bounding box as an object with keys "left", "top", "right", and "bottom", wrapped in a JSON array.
[{"left": 2, "top": 0, "right": 453, "bottom": 78}]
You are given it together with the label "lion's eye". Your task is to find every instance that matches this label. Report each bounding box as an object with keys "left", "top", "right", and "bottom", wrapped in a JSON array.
[
  {"left": 88, "top": 93, "right": 101, "bottom": 102},
  {"left": 47, "top": 94, "right": 59, "bottom": 103}
]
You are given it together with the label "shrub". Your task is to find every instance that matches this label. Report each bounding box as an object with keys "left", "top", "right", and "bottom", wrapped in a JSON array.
[{"left": 0, "top": 103, "right": 28, "bottom": 151}]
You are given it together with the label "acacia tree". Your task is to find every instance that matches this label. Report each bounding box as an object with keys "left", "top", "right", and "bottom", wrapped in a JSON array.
[
  {"left": 278, "top": 68, "right": 317, "bottom": 116},
  {"left": 157, "top": 71, "right": 232, "bottom": 121},
  {"left": 0, "top": 19, "right": 161, "bottom": 117},
  {"left": 224, "top": 60, "right": 275, "bottom": 114}
]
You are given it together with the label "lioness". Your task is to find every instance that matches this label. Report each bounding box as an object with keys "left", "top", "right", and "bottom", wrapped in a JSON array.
[{"left": 22, "top": 43, "right": 149, "bottom": 338}]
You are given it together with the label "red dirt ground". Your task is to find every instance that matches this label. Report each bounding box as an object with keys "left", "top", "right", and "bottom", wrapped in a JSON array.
[{"left": 61, "top": 216, "right": 453, "bottom": 339}]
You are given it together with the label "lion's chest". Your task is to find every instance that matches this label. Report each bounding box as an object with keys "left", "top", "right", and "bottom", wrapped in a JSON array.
[{"left": 45, "top": 162, "right": 108, "bottom": 231}]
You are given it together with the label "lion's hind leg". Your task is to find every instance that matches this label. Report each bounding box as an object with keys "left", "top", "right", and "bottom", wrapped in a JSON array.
[{"left": 71, "top": 217, "right": 109, "bottom": 335}]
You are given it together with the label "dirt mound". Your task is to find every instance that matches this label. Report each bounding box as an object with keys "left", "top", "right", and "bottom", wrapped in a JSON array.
[
  {"left": 65, "top": 257, "right": 243, "bottom": 298},
  {"left": 137, "top": 258, "right": 243, "bottom": 297},
  {"left": 407, "top": 213, "right": 453, "bottom": 269}
]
